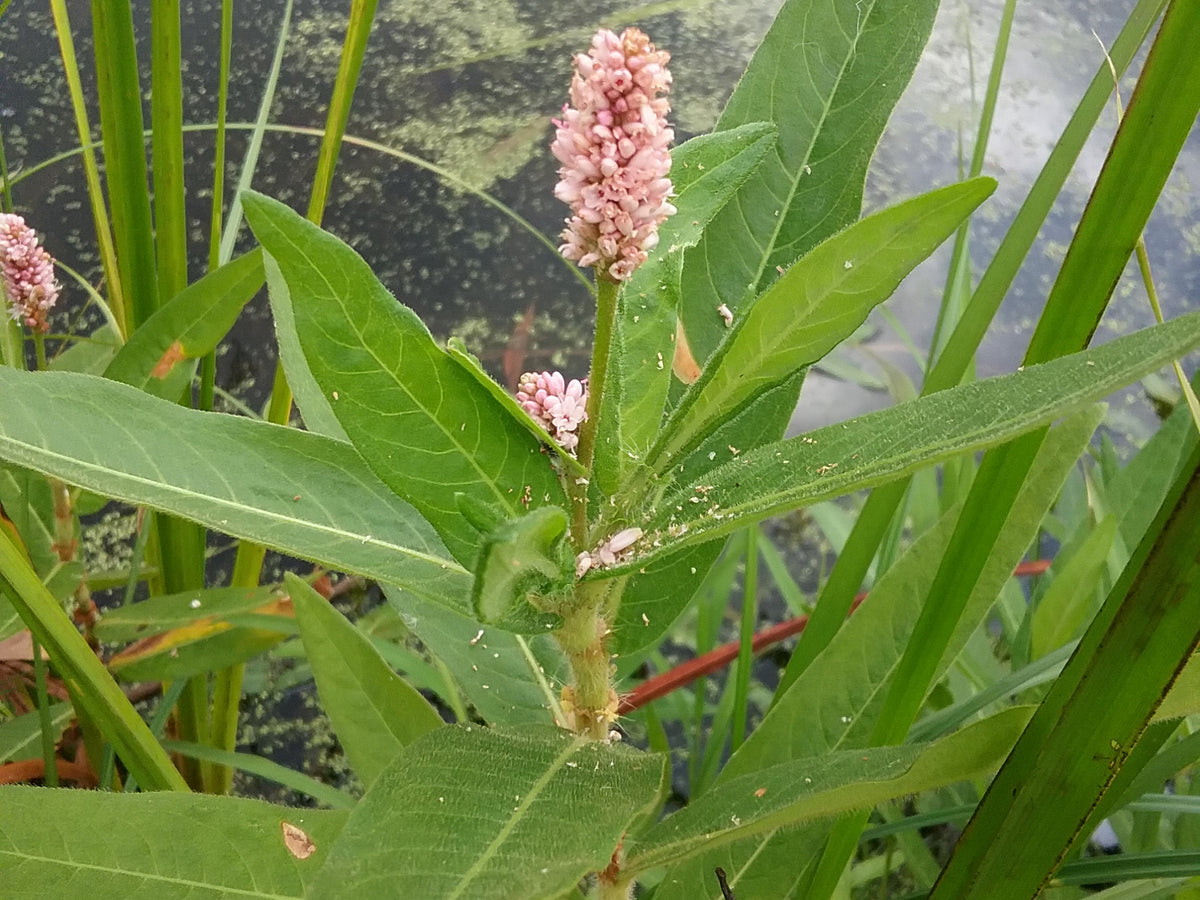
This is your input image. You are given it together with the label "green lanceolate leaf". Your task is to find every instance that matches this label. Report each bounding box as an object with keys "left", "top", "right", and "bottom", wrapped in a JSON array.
[
  {"left": 651, "top": 178, "right": 996, "bottom": 470},
  {"left": 0, "top": 786, "right": 347, "bottom": 897},
  {"left": 106, "top": 617, "right": 290, "bottom": 682},
  {"left": 103, "top": 249, "right": 264, "bottom": 401},
  {"left": 308, "top": 726, "right": 666, "bottom": 900},
  {"left": 596, "top": 124, "right": 778, "bottom": 496},
  {"left": 0, "top": 368, "right": 471, "bottom": 612},
  {"left": 243, "top": 191, "right": 566, "bottom": 566},
  {"left": 264, "top": 251, "right": 348, "bottom": 441},
  {"left": 289, "top": 574, "right": 442, "bottom": 788},
  {"left": 607, "top": 312, "right": 1200, "bottom": 574},
  {"left": 678, "top": 0, "right": 941, "bottom": 370},
  {"left": 625, "top": 707, "right": 1032, "bottom": 877},
  {"left": 384, "top": 585, "right": 569, "bottom": 728},
  {"left": 471, "top": 505, "right": 570, "bottom": 632}
]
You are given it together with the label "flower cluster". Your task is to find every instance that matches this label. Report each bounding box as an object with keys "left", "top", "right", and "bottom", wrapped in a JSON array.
[
  {"left": 517, "top": 370, "right": 588, "bottom": 452},
  {"left": 551, "top": 27, "right": 675, "bottom": 282},
  {"left": 0, "top": 214, "right": 60, "bottom": 333}
]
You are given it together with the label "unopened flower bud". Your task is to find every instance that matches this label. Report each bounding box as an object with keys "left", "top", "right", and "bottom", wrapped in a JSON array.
[{"left": 516, "top": 370, "right": 589, "bottom": 453}]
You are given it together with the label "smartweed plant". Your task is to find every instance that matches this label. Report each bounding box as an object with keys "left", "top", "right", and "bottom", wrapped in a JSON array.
[{"left": 1, "top": 0, "right": 1199, "bottom": 897}]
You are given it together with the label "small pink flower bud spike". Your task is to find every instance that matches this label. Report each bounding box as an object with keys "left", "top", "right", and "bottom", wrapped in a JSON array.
[
  {"left": 0, "top": 214, "right": 61, "bottom": 333},
  {"left": 552, "top": 28, "right": 675, "bottom": 282},
  {"left": 516, "top": 370, "right": 589, "bottom": 453}
]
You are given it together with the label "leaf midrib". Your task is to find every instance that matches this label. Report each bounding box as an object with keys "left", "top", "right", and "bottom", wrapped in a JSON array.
[
  {"left": 741, "top": 0, "right": 881, "bottom": 294},
  {"left": 284, "top": 229, "right": 526, "bottom": 516},
  {"left": 0, "top": 850, "right": 300, "bottom": 899},
  {"left": 0, "top": 435, "right": 467, "bottom": 576},
  {"left": 446, "top": 735, "right": 587, "bottom": 899}
]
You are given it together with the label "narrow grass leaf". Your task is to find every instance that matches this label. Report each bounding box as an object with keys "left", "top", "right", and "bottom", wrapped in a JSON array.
[
  {"left": 931, "top": 448, "right": 1200, "bottom": 898},
  {"left": 94, "top": 586, "right": 280, "bottom": 642},
  {"left": 0, "top": 529, "right": 186, "bottom": 792},
  {"left": 159, "top": 740, "right": 355, "bottom": 810}
]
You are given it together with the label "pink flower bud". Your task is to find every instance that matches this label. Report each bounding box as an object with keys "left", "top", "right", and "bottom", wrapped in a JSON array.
[
  {"left": 0, "top": 214, "right": 60, "bottom": 333},
  {"left": 516, "top": 370, "right": 589, "bottom": 454}
]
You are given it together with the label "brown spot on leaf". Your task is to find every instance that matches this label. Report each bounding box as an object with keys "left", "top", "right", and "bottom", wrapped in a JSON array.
[
  {"left": 672, "top": 320, "right": 701, "bottom": 384},
  {"left": 151, "top": 341, "right": 189, "bottom": 379},
  {"left": 281, "top": 821, "right": 316, "bottom": 859}
]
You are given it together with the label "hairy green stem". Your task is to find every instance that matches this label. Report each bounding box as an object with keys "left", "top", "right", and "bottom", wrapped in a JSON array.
[
  {"left": 571, "top": 274, "right": 620, "bottom": 549},
  {"left": 556, "top": 584, "right": 616, "bottom": 741}
]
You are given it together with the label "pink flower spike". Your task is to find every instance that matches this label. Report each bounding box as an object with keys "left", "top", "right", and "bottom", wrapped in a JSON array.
[
  {"left": 516, "top": 370, "right": 590, "bottom": 455},
  {"left": 0, "top": 214, "right": 60, "bottom": 333},
  {"left": 552, "top": 28, "right": 674, "bottom": 282}
]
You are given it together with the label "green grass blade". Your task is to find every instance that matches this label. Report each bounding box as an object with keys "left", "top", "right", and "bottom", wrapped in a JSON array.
[
  {"left": 931, "top": 448, "right": 1200, "bottom": 898},
  {"left": 305, "top": 0, "right": 377, "bottom": 225},
  {"left": 216, "top": 0, "right": 295, "bottom": 265},
  {"left": 159, "top": 739, "right": 355, "bottom": 809},
  {"left": 90, "top": 0, "right": 158, "bottom": 329},
  {"left": 49, "top": 0, "right": 127, "bottom": 336},
  {"left": 928, "top": 0, "right": 1166, "bottom": 390},
  {"left": 927, "top": 0, "right": 1015, "bottom": 363},
  {"left": 0, "top": 528, "right": 186, "bottom": 792},
  {"left": 1023, "top": 0, "right": 1200, "bottom": 367},
  {"left": 149, "top": 0, "right": 186, "bottom": 304}
]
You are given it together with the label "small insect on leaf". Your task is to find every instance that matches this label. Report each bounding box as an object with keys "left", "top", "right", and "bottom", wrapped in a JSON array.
[{"left": 281, "top": 821, "right": 316, "bottom": 860}]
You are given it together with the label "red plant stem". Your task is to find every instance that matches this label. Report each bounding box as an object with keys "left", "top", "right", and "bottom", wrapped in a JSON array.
[{"left": 618, "top": 558, "right": 1051, "bottom": 715}]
